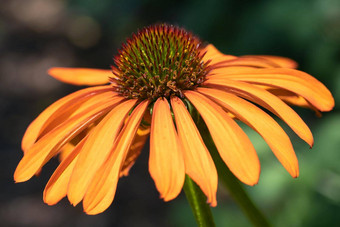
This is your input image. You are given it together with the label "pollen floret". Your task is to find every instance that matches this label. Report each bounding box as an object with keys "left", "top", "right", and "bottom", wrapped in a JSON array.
[{"left": 111, "top": 24, "right": 210, "bottom": 100}]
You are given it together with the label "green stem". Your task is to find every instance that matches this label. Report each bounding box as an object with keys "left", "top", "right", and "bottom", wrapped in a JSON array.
[
  {"left": 183, "top": 175, "right": 216, "bottom": 227},
  {"left": 197, "top": 119, "right": 271, "bottom": 227}
]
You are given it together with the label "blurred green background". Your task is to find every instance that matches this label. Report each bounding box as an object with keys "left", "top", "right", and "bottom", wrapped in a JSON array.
[{"left": 0, "top": 0, "right": 339, "bottom": 226}]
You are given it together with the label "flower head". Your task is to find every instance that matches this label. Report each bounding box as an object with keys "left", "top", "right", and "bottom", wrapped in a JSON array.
[
  {"left": 112, "top": 25, "right": 208, "bottom": 100},
  {"left": 15, "top": 24, "right": 334, "bottom": 215}
]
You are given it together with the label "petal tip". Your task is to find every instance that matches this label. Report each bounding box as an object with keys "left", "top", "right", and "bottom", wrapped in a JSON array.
[
  {"left": 67, "top": 194, "right": 82, "bottom": 207},
  {"left": 83, "top": 202, "right": 108, "bottom": 215},
  {"left": 209, "top": 198, "right": 217, "bottom": 207},
  {"left": 239, "top": 172, "right": 260, "bottom": 186},
  {"left": 84, "top": 209, "right": 101, "bottom": 216},
  {"left": 243, "top": 168, "right": 261, "bottom": 186},
  {"left": 14, "top": 168, "right": 31, "bottom": 183},
  {"left": 248, "top": 179, "right": 260, "bottom": 186},
  {"left": 289, "top": 167, "right": 299, "bottom": 178},
  {"left": 43, "top": 197, "right": 58, "bottom": 206}
]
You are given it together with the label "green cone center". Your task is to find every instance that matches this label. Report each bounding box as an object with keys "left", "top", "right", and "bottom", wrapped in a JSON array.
[{"left": 111, "top": 24, "right": 209, "bottom": 100}]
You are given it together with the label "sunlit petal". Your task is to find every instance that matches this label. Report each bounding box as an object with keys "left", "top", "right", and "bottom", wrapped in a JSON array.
[
  {"left": 40, "top": 92, "right": 116, "bottom": 140},
  {"left": 22, "top": 86, "right": 113, "bottom": 152},
  {"left": 83, "top": 100, "right": 149, "bottom": 215},
  {"left": 198, "top": 87, "right": 299, "bottom": 177},
  {"left": 171, "top": 96, "right": 217, "bottom": 205},
  {"left": 211, "top": 56, "right": 279, "bottom": 69},
  {"left": 48, "top": 67, "right": 111, "bottom": 85},
  {"left": 210, "top": 68, "right": 334, "bottom": 111},
  {"left": 120, "top": 125, "right": 150, "bottom": 177},
  {"left": 205, "top": 78, "right": 314, "bottom": 147},
  {"left": 44, "top": 137, "right": 87, "bottom": 205},
  {"left": 67, "top": 99, "right": 137, "bottom": 206},
  {"left": 149, "top": 98, "right": 185, "bottom": 200},
  {"left": 201, "top": 44, "right": 236, "bottom": 65},
  {"left": 14, "top": 97, "right": 120, "bottom": 183},
  {"left": 185, "top": 91, "right": 260, "bottom": 185},
  {"left": 242, "top": 55, "right": 298, "bottom": 69}
]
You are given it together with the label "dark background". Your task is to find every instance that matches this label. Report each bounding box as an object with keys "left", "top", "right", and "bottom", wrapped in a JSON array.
[{"left": 1, "top": 0, "right": 339, "bottom": 226}]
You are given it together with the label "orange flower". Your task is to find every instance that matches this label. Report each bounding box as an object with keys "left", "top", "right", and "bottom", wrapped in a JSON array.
[{"left": 14, "top": 24, "right": 334, "bottom": 215}]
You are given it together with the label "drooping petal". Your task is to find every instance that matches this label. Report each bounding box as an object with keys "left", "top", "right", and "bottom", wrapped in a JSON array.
[
  {"left": 149, "top": 98, "right": 185, "bottom": 200},
  {"left": 67, "top": 99, "right": 137, "bottom": 206},
  {"left": 119, "top": 112, "right": 152, "bottom": 177},
  {"left": 268, "top": 89, "right": 314, "bottom": 109},
  {"left": 44, "top": 137, "right": 87, "bottom": 205},
  {"left": 22, "top": 86, "right": 113, "bottom": 152},
  {"left": 83, "top": 100, "right": 149, "bottom": 215},
  {"left": 49, "top": 135, "right": 86, "bottom": 183},
  {"left": 241, "top": 55, "right": 298, "bottom": 69},
  {"left": 198, "top": 88, "right": 299, "bottom": 177},
  {"left": 48, "top": 68, "right": 111, "bottom": 86},
  {"left": 205, "top": 78, "right": 314, "bottom": 147},
  {"left": 58, "top": 126, "right": 95, "bottom": 162},
  {"left": 14, "top": 96, "right": 121, "bottom": 183},
  {"left": 185, "top": 91, "right": 260, "bottom": 185},
  {"left": 171, "top": 96, "right": 218, "bottom": 206},
  {"left": 211, "top": 68, "right": 334, "bottom": 111},
  {"left": 40, "top": 92, "right": 116, "bottom": 139},
  {"left": 120, "top": 124, "right": 150, "bottom": 177}
]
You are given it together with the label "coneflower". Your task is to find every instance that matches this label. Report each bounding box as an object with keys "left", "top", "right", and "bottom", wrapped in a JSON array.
[{"left": 14, "top": 24, "right": 334, "bottom": 215}]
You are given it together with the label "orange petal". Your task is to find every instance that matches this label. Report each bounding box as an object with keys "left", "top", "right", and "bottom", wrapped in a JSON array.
[
  {"left": 120, "top": 124, "right": 150, "bottom": 177},
  {"left": 58, "top": 126, "right": 95, "bottom": 162},
  {"left": 67, "top": 99, "right": 137, "bottom": 206},
  {"left": 22, "top": 86, "right": 113, "bottom": 152},
  {"left": 44, "top": 137, "right": 87, "bottom": 205},
  {"left": 83, "top": 100, "right": 149, "bottom": 215},
  {"left": 268, "top": 89, "right": 314, "bottom": 108},
  {"left": 201, "top": 44, "right": 236, "bottom": 64},
  {"left": 209, "top": 66, "right": 259, "bottom": 75},
  {"left": 58, "top": 143, "right": 75, "bottom": 162},
  {"left": 198, "top": 88, "right": 299, "bottom": 177},
  {"left": 149, "top": 98, "right": 185, "bottom": 200},
  {"left": 242, "top": 55, "right": 298, "bottom": 69},
  {"left": 212, "top": 68, "right": 334, "bottom": 112},
  {"left": 119, "top": 112, "right": 152, "bottom": 177},
  {"left": 205, "top": 78, "right": 314, "bottom": 147},
  {"left": 201, "top": 44, "right": 225, "bottom": 58},
  {"left": 278, "top": 95, "right": 312, "bottom": 108},
  {"left": 48, "top": 67, "right": 112, "bottom": 86},
  {"left": 171, "top": 96, "right": 217, "bottom": 206},
  {"left": 185, "top": 91, "right": 260, "bottom": 185},
  {"left": 40, "top": 92, "right": 116, "bottom": 140},
  {"left": 14, "top": 96, "right": 120, "bottom": 183},
  {"left": 211, "top": 56, "right": 279, "bottom": 69}
]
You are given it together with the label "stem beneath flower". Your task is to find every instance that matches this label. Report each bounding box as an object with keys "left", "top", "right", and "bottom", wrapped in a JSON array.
[
  {"left": 197, "top": 119, "right": 271, "bottom": 227},
  {"left": 183, "top": 175, "right": 216, "bottom": 227}
]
